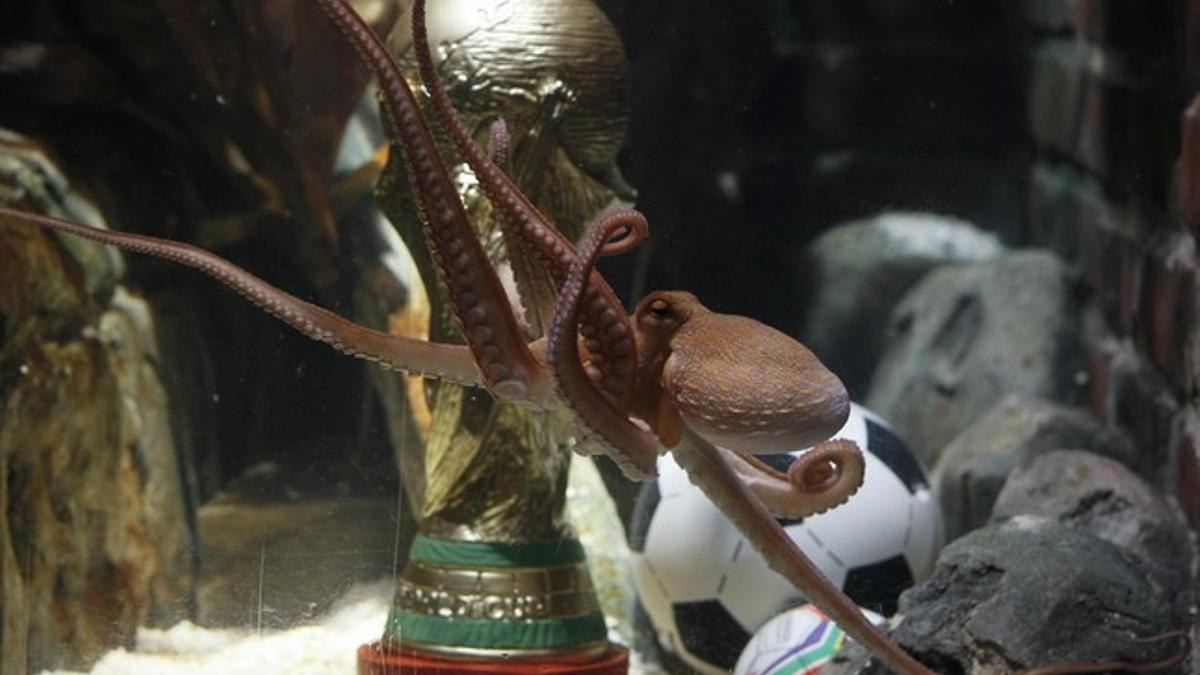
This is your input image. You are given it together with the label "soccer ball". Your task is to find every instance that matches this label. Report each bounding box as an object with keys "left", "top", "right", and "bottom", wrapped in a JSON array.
[
  {"left": 629, "top": 402, "right": 942, "bottom": 674},
  {"left": 732, "top": 603, "right": 883, "bottom": 675}
]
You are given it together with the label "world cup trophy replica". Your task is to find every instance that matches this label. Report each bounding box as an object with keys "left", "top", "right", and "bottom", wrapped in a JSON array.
[{"left": 351, "top": 0, "right": 638, "bottom": 672}]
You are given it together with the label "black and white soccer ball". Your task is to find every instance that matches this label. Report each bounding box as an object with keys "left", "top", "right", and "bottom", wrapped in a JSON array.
[{"left": 628, "top": 402, "right": 943, "bottom": 674}]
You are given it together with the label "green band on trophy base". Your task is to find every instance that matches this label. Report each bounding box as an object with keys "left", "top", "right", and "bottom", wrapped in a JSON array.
[
  {"left": 386, "top": 608, "right": 609, "bottom": 652},
  {"left": 408, "top": 534, "right": 587, "bottom": 568}
]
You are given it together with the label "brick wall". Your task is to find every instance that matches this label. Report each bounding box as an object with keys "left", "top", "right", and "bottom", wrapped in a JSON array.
[
  {"left": 1023, "top": 4, "right": 1200, "bottom": 663},
  {"left": 1025, "top": 1, "right": 1199, "bottom": 525}
]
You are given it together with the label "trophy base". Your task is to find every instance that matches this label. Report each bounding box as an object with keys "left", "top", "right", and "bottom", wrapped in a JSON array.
[{"left": 356, "top": 641, "right": 629, "bottom": 674}]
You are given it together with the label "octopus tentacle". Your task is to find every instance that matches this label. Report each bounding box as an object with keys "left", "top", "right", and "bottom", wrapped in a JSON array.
[
  {"left": 671, "top": 426, "right": 936, "bottom": 675},
  {"left": 487, "top": 115, "right": 559, "bottom": 338},
  {"left": 315, "top": 0, "right": 539, "bottom": 401},
  {"left": 596, "top": 216, "right": 645, "bottom": 257},
  {"left": 0, "top": 207, "right": 482, "bottom": 385},
  {"left": 1020, "top": 630, "right": 1190, "bottom": 675},
  {"left": 488, "top": 118, "right": 511, "bottom": 173},
  {"left": 409, "top": 0, "right": 637, "bottom": 405},
  {"left": 547, "top": 209, "right": 657, "bottom": 479},
  {"left": 486, "top": 117, "right": 638, "bottom": 257},
  {"left": 719, "top": 438, "right": 864, "bottom": 519}
]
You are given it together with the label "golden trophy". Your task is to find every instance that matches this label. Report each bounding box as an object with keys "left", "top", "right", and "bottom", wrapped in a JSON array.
[{"left": 351, "top": 0, "right": 636, "bottom": 671}]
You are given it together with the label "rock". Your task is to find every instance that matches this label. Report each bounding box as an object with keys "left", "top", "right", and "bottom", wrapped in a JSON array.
[
  {"left": 798, "top": 212, "right": 1004, "bottom": 395},
  {"left": 889, "top": 517, "right": 1187, "bottom": 674},
  {"left": 866, "top": 250, "right": 1086, "bottom": 465},
  {"left": 991, "top": 449, "right": 1191, "bottom": 592},
  {"left": 1, "top": 133, "right": 191, "bottom": 675},
  {"left": 1, "top": 294, "right": 194, "bottom": 675},
  {"left": 0, "top": 129, "right": 126, "bottom": 302},
  {"left": 931, "top": 396, "right": 1136, "bottom": 542}
]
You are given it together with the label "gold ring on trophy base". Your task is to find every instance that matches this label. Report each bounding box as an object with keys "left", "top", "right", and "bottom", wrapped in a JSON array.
[{"left": 396, "top": 559, "right": 601, "bottom": 621}]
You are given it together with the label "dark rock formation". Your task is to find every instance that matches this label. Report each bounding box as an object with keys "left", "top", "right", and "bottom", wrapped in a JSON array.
[
  {"left": 931, "top": 396, "right": 1135, "bottom": 542},
  {"left": 0, "top": 132, "right": 191, "bottom": 675},
  {"left": 830, "top": 517, "right": 1188, "bottom": 675},
  {"left": 992, "top": 449, "right": 1192, "bottom": 592}
]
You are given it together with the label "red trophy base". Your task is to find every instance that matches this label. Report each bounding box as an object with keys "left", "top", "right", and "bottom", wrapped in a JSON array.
[{"left": 357, "top": 641, "right": 629, "bottom": 675}]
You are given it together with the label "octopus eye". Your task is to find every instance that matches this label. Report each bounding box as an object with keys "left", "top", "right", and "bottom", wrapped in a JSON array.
[{"left": 649, "top": 298, "right": 671, "bottom": 318}]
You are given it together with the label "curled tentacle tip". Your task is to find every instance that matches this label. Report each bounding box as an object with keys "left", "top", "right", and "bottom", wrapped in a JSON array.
[
  {"left": 600, "top": 225, "right": 633, "bottom": 251},
  {"left": 789, "top": 455, "right": 842, "bottom": 493},
  {"left": 597, "top": 210, "right": 648, "bottom": 257},
  {"left": 792, "top": 456, "right": 840, "bottom": 487},
  {"left": 785, "top": 437, "right": 865, "bottom": 504}
]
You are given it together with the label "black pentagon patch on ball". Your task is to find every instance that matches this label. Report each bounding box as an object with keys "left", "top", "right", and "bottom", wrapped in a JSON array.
[
  {"left": 672, "top": 599, "right": 752, "bottom": 670},
  {"left": 756, "top": 452, "right": 796, "bottom": 474},
  {"left": 627, "top": 480, "right": 661, "bottom": 553},
  {"left": 842, "top": 554, "right": 914, "bottom": 616},
  {"left": 864, "top": 418, "right": 927, "bottom": 494}
]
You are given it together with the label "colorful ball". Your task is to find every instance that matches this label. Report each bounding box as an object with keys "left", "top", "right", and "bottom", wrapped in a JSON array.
[{"left": 733, "top": 603, "right": 882, "bottom": 675}]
